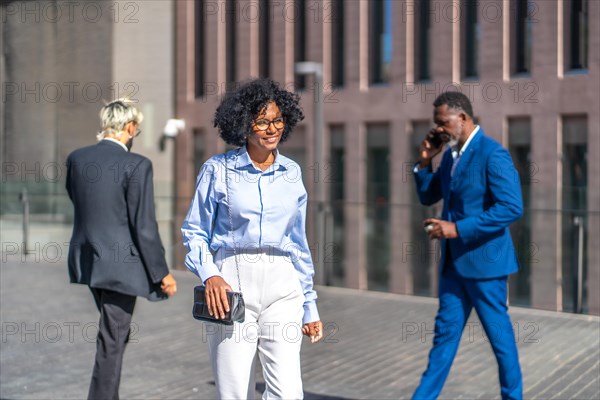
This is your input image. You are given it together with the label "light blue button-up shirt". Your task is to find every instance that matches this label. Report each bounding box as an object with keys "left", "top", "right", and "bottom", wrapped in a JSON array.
[{"left": 181, "top": 147, "right": 319, "bottom": 324}]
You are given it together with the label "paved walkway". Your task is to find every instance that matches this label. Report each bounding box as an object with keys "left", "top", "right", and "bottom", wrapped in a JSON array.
[{"left": 1, "top": 256, "right": 599, "bottom": 399}]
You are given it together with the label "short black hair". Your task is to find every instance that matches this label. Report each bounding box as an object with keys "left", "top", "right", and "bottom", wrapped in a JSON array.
[
  {"left": 213, "top": 78, "right": 305, "bottom": 147},
  {"left": 433, "top": 91, "right": 474, "bottom": 119}
]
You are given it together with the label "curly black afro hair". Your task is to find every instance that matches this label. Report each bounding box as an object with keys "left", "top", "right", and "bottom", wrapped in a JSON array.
[{"left": 213, "top": 78, "right": 305, "bottom": 147}]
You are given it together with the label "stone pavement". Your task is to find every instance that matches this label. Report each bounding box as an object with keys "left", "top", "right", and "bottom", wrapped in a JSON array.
[{"left": 1, "top": 256, "right": 599, "bottom": 399}]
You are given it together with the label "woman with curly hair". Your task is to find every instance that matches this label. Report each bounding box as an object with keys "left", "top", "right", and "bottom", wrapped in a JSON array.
[{"left": 181, "top": 78, "right": 323, "bottom": 399}]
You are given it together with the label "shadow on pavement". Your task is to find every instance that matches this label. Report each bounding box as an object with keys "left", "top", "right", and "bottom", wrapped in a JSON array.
[
  {"left": 256, "top": 383, "right": 353, "bottom": 400},
  {"left": 206, "top": 381, "right": 353, "bottom": 399}
]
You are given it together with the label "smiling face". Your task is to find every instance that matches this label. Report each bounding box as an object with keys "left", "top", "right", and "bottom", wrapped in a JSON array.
[
  {"left": 246, "top": 101, "right": 284, "bottom": 157},
  {"left": 432, "top": 104, "right": 471, "bottom": 148}
]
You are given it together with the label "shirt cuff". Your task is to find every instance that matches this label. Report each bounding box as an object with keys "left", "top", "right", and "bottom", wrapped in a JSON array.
[
  {"left": 184, "top": 251, "right": 223, "bottom": 284},
  {"left": 303, "top": 302, "right": 320, "bottom": 325},
  {"left": 199, "top": 263, "right": 222, "bottom": 285},
  {"left": 413, "top": 162, "right": 431, "bottom": 173}
]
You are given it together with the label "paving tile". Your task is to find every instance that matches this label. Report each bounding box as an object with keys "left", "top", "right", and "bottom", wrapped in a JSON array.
[{"left": 1, "top": 256, "right": 599, "bottom": 399}]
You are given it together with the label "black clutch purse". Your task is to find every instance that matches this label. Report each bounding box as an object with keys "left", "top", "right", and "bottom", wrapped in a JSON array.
[
  {"left": 192, "top": 155, "right": 245, "bottom": 325},
  {"left": 192, "top": 286, "right": 245, "bottom": 325}
]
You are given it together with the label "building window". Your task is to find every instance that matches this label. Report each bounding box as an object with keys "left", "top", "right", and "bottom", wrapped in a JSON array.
[
  {"left": 511, "top": 0, "right": 532, "bottom": 75},
  {"left": 195, "top": 0, "right": 205, "bottom": 98},
  {"left": 366, "top": 124, "right": 390, "bottom": 291},
  {"left": 562, "top": 115, "right": 588, "bottom": 313},
  {"left": 331, "top": 0, "right": 345, "bottom": 88},
  {"left": 328, "top": 125, "right": 345, "bottom": 286},
  {"left": 369, "top": 0, "right": 392, "bottom": 84},
  {"left": 226, "top": 0, "right": 237, "bottom": 89},
  {"left": 565, "top": 0, "right": 589, "bottom": 71},
  {"left": 507, "top": 117, "right": 532, "bottom": 306},
  {"left": 461, "top": 0, "right": 478, "bottom": 79},
  {"left": 259, "top": 0, "right": 270, "bottom": 78},
  {"left": 414, "top": 0, "right": 431, "bottom": 81},
  {"left": 294, "top": 0, "right": 307, "bottom": 90}
]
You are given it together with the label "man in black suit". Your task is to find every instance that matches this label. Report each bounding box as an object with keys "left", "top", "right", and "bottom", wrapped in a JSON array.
[{"left": 66, "top": 99, "right": 177, "bottom": 400}]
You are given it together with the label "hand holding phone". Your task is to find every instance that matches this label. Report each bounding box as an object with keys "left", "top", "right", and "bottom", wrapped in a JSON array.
[
  {"left": 427, "top": 129, "right": 449, "bottom": 149},
  {"left": 419, "top": 130, "right": 448, "bottom": 167}
]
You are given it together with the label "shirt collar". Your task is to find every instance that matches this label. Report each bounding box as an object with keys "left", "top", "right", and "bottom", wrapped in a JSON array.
[
  {"left": 451, "top": 125, "right": 480, "bottom": 159},
  {"left": 103, "top": 137, "right": 129, "bottom": 152},
  {"left": 235, "top": 146, "right": 287, "bottom": 172}
]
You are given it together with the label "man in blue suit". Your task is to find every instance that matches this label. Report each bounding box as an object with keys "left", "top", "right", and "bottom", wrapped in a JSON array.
[{"left": 412, "top": 92, "right": 523, "bottom": 400}]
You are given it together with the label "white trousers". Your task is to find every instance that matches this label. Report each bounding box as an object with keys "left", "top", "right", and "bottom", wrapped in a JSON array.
[{"left": 206, "top": 251, "right": 305, "bottom": 400}]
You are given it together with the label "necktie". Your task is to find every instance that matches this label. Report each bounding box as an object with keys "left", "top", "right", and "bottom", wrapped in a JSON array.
[{"left": 451, "top": 152, "right": 461, "bottom": 177}]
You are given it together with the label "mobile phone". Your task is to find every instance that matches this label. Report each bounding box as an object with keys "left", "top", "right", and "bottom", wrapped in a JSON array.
[{"left": 427, "top": 131, "right": 449, "bottom": 148}]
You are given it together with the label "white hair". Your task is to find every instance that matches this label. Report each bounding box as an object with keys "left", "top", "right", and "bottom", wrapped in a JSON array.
[{"left": 96, "top": 99, "right": 144, "bottom": 141}]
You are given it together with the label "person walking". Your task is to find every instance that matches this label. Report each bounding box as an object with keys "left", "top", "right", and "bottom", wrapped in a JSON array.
[
  {"left": 66, "top": 99, "right": 177, "bottom": 400},
  {"left": 182, "top": 78, "right": 323, "bottom": 399},
  {"left": 412, "top": 91, "right": 523, "bottom": 400}
]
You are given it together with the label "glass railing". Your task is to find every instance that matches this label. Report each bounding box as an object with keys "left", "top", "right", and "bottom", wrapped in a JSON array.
[{"left": 1, "top": 183, "right": 596, "bottom": 314}]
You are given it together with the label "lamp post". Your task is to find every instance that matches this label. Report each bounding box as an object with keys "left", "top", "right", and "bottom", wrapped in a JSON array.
[
  {"left": 294, "top": 62, "right": 326, "bottom": 285},
  {"left": 160, "top": 118, "right": 185, "bottom": 152},
  {"left": 160, "top": 118, "right": 185, "bottom": 269}
]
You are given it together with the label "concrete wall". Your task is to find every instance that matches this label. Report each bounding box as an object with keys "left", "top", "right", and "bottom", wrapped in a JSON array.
[{"left": 1, "top": 0, "right": 176, "bottom": 266}]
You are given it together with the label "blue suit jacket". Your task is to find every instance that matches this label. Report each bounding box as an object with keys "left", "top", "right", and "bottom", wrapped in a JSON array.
[{"left": 414, "top": 129, "right": 523, "bottom": 279}]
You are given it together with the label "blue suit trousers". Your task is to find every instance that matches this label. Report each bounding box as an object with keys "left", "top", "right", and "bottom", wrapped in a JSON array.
[{"left": 412, "top": 266, "right": 523, "bottom": 400}]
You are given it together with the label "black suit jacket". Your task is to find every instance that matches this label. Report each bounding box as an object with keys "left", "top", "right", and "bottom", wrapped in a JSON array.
[{"left": 66, "top": 140, "right": 169, "bottom": 300}]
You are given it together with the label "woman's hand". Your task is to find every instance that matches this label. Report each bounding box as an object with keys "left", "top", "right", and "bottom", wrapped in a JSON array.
[
  {"left": 204, "top": 276, "right": 233, "bottom": 320},
  {"left": 302, "top": 320, "right": 324, "bottom": 343}
]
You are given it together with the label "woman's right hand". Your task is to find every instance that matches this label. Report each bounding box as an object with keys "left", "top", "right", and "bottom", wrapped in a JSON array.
[
  {"left": 204, "top": 276, "right": 233, "bottom": 320},
  {"left": 302, "top": 320, "right": 324, "bottom": 343}
]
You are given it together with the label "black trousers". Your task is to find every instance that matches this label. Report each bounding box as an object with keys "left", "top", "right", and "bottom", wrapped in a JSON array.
[{"left": 88, "top": 288, "right": 137, "bottom": 400}]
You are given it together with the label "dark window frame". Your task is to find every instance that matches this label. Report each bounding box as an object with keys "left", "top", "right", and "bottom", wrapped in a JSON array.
[
  {"left": 331, "top": 0, "right": 345, "bottom": 88},
  {"left": 462, "top": 0, "right": 478, "bottom": 79},
  {"left": 568, "top": 0, "right": 589, "bottom": 70},
  {"left": 194, "top": 0, "right": 205, "bottom": 98},
  {"left": 414, "top": 0, "right": 431, "bottom": 82},
  {"left": 259, "top": 0, "right": 270, "bottom": 78},
  {"left": 226, "top": 0, "right": 237, "bottom": 89},
  {"left": 369, "top": 0, "right": 392, "bottom": 85},
  {"left": 513, "top": 0, "right": 532, "bottom": 74},
  {"left": 294, "top": 0, "right": 307, "bottom": 90}
]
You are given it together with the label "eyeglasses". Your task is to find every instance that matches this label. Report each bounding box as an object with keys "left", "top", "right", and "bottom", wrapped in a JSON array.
[
  {"left": 127, "top": 121, "right": 142, "bottom": 137},
  {"left": 253, "top": 117, "right": 284, "bottom": 131}
]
